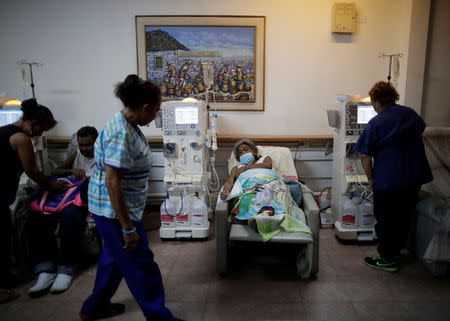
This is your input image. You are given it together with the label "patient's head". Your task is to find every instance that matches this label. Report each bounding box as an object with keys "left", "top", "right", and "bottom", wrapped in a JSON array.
[
  {"left": 76, "top": 126, "right": 98, "bottom": 158},
  {"left": 234, "top": 139, "right": 259, "bottom": 162}
]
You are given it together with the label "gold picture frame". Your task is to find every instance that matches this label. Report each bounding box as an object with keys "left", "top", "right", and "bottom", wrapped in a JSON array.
[{"left": 135, "top": 15, "right": 265, "bottom": 111}]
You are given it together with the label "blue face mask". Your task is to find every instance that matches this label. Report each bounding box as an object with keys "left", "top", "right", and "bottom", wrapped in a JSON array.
[{"left": 240, "top": 152, "right": 254, "bottom": 165}]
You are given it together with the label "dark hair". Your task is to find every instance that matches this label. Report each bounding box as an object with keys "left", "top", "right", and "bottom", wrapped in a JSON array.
[
  {"left": 114, "top": 74, "right": 161, "bottom": 110},
  {"left": 369, "top": 81, "right": 399, "bottom": 106},
  {"left": 234, "top": 139, "right": 259, "bottom": 162},
  {"left": 77, "top": 126, "right": 98, "bottom": 140},
  {"left": 21, "top": 98, "right": 57, "bottom": 129}
]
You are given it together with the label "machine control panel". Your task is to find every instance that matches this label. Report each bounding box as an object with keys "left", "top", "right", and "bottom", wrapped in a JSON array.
[
  {"left": 161, "top": 100, "right": 207, "bottom": 180},
  {"left": 162, "top": 103, "right": 204, "bottom": 135},
  {"left": 344, "top": 103, "right": 376, "bottom": 136}
]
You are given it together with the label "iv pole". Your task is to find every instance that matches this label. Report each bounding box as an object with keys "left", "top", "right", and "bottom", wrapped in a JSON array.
[
  {"left": 378, "top": 53, "right": 403, "bottom": 83},
  {"left": 17, "top": 60, "right": 47, "bottom": 173},
  {"left": 17, "top": 60, "right": 43, "bottom": 99}
]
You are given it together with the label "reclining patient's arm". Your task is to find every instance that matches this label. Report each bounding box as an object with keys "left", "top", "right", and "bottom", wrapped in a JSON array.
[
  {"left": 236, "top": 155, "right": 273, "bottom": 176},
  {"left": 220, "top": 166, "right": 239, "bottom": 200}
]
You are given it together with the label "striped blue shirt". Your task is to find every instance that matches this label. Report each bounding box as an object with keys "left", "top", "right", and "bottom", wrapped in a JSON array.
[{"left": 88, "top": 112, "right": 152, "bottom": 221}]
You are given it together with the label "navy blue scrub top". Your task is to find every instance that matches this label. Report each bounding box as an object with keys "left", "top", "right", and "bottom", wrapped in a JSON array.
[{"left": 354, "top": 103, "right": 433, "bottom": 190}]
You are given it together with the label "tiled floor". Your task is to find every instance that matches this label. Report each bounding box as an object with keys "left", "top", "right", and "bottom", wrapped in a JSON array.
[{"left": 1, "top": 227, "right": 449, "bottom": 321}]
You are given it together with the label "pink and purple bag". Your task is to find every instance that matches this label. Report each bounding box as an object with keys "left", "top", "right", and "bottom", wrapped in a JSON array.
[{"left": 28, "top": 177, "right": 88, "bottom": 215}]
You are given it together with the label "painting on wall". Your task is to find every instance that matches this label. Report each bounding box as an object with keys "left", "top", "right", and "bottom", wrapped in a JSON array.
[{"left": 136, "top": 15, "right": 265, "bottom": 111}]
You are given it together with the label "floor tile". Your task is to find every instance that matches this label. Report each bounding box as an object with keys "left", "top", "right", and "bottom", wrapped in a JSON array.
[
  {"left": 2, "top": 227, "right": 449, "bottom": 321},
  {"left": 352, "top": 301, "right": 409, "bottom": 321},
  {"left": 299, "top": 280, "right": 350, "bottom": 302},
  {"left": 303, "top": 302, "right": 360, "bottom": 321},
  {"left": 166, "top": 301, "right": 205, "bottom": 321},
  {"left": 342, "top": 278, "right": 395, "bottom": 302},
  {"left": 165, "top": 275, "right": 210, "bottom": 302},
  {"left": 0, "top": 300, "right": 59, "bottom": 321},
  {"left": 400, "top": 301, "right": 450, "bottom": 321},
  {"left": 203, "top": 302, "right": 310, "bottom": 321}
]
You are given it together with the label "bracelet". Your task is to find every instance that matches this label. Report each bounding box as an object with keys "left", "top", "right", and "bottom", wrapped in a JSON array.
[{"left": 122, "top": 227, "right": 136, "bottom": 234}]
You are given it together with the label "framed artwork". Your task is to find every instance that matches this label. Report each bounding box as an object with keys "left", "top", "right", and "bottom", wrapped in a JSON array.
[{"left": 135, "top": 15, "right": 265, "bottom": 111}]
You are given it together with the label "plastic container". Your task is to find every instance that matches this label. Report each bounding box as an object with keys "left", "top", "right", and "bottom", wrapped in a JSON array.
[
  {"left": 175, "top": 196, "right": 190, "bottom": 226},
  {"left": 358, "top": 199, "right": 376, "bottom": 228},
  {"left": 341, "top": 192, "right": 359, "bottom": 228},
  {"left": 190, "top": 192, "right": 208, "bottom": 226},
  {"left": 160, "top": 193, "right": 175, "bottom": 227}
]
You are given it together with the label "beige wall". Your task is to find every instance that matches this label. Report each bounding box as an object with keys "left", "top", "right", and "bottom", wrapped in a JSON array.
[
  {"left": 421, "top": 0, "right": 450, "bottom": 126},
  {"left": 0, "top": 0, "right": 427, "bottom": 137},
  {"left": 404, "top": 0, "right": 431, "bottom": 114}
]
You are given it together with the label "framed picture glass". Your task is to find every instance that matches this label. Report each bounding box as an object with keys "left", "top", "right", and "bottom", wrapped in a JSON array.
[{"left": 136, "top": 15, "right": 265, "bottom": 111}]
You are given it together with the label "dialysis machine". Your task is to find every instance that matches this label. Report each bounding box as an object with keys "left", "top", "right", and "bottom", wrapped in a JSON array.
[
  {"left": 330, "top": 99, "right": 378, "bottom": 241},
  {"left": 159, "top": 99, "right": 211, "bottom": 239}
]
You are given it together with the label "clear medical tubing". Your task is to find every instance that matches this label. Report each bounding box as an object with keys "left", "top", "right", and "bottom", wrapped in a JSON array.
[{"left": 160, "top": 193, "right": 176, "bottom": 227}]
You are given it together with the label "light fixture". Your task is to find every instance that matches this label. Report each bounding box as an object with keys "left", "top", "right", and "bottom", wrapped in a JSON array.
[{"left": 0, "top": 97, "right": 22, "bottom": 107}]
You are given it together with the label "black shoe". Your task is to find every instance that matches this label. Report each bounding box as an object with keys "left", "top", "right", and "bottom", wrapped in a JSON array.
[
  {"left": 364, "top": 255, "right": 398, "bottom": 272},
  {"left": 79, "top": 303, "right": 126, "bottom": 321}
]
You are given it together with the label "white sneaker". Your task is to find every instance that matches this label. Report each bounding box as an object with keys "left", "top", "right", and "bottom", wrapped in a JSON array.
[
  {"left": 28, "top": 272, "right": 57, "bottom": 297},
  {"left": 50, "top": 274, "right": 73, "bottom": 294}
]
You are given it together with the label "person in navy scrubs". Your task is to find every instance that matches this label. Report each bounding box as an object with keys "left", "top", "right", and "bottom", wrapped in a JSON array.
[{"left": 355, "top": 81, "right": 433, "bottom": 272}]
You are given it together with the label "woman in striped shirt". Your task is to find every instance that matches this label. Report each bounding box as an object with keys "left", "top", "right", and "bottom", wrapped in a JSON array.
[{"left": 80, "top": 75, "right": 184, "bottom": 321}]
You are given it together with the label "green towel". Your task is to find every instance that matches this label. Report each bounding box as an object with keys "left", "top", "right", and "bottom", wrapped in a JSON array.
[{"left": 250, "top": 213, "right": 311, "bottom": 242}]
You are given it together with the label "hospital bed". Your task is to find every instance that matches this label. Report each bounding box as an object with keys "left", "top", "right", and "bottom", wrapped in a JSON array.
[{"left": 215, "top": 146, "right": 319, "bottom": 278}]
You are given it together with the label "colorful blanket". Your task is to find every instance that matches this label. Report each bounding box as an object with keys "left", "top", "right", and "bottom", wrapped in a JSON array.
[{"left": 230, "top": 168, "right": 311, "bottom": 240}]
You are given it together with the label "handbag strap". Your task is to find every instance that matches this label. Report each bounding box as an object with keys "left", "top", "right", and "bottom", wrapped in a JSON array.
[
  {"left": 54, "top": 185, "right": 79, "bottom": 212},
  {"left": 39, "top": 182, "right": 81, "bottom": 214},
  {"left": 39, "top": 191, "right": 52, "bottom": 215}
]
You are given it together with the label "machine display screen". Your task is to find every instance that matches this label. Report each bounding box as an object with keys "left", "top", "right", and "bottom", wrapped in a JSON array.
[
  {"left": 175, "top": 106, "right": 198, "bottom": 124},
  {"left": 0, "top": 109, "right": 22, "bottom": 126},
  {"left": 357, "top": 105, "right": 377, "bottom": 124}
]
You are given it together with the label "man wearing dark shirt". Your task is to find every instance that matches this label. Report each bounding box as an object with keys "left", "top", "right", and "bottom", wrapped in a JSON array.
[{"left": 355, "top": 81, "right": 433, "bottom": 272}]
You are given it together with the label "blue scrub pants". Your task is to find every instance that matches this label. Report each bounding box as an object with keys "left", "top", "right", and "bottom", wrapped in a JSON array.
[
  {"left": 80, "top": 215, "right": 173, "bottom": 321},
  {"left": 373, "top": 186, "right": 420, "bottom": 262}
]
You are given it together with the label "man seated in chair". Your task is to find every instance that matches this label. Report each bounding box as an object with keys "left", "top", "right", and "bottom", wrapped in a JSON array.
[
  {"left": 28, "top": 126, "right": 98, "bottom": 297},
  {"left": 53, "top": 126, "right": 97, "bottom": 179}
]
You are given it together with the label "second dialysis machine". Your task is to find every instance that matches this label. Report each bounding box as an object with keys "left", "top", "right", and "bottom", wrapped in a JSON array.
[
  {"left": 331, "top": 99, "right": 378, "bottom": 241},
  {"left": 159, "top": 100, "right": 211, "bottom": 239}
]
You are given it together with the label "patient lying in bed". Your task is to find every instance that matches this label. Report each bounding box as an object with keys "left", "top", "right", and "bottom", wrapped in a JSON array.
[
  {"left": 220, "top": 139, "right": 273, "bottom": 201},
  {"left": 219, "top": 140, "right": 311, "bottom": 241}
]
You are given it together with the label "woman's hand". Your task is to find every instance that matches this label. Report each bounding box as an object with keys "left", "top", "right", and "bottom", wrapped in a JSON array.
[
  {"left": 49, "top": 180, "right": 67, "bottom": 193},
  {"left": 236, "top": 165, "right": 249, "bottom": 177},
  {"left": 123, "top": 230, "right": 139, "bottom": 250},
  {"left": 73, "top": 168, "right": 87, "bottom": 180}
]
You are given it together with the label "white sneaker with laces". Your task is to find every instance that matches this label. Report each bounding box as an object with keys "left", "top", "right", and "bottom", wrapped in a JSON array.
[
  {"left": 28, "top": 272, "right": 57, "bottom": 297},
  {"left": 50, "top": 274, "right": 73, "bottom": 293}
]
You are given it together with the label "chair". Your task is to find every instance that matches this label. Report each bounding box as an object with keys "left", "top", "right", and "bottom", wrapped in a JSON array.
[
  {"left": 415, "top": 127, "right": 450, "bottom": 276},
  {"left": 215, "top": 146, "right": 319, "bottom": 278}
]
